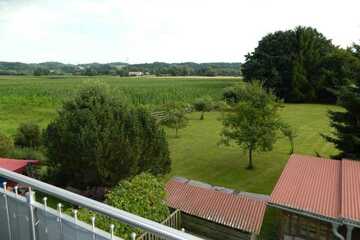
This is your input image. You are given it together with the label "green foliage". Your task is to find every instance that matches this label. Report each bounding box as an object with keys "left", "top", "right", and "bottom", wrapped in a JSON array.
[
  {"left": 0, "top": 133, "right": 14, "bottom": 156},
  {"left": 159, "top": 102, "right": 189, "bottom": 137},
  {"left": 14, "top": 122, "right": 42, "bottom": 148},
  {"left": 33, "top": 68, "right": 50, "bottom": 76},
  {"left": 323, "top": 83, "right": 360, "bottom": 159},
  {"left": 76, "top": 173, "right": 170, "bottom": 239},
  {"left": 220, "top": 81, "right": 284, "bottom": 169},
  {"left": 193, "top": 96, "right": 213, "bottom": 120},
  {"left": 242, "top": 26, "right": 358, "bottom": 103},
  {"left": 280, "top": 124, "right": 298, "bottom": 154},
  {"left": 43, "top": 85, "right": 171, "bottom": 188},
  {"left": 4, "top": 147, "right": 46, "bottom": 161}
]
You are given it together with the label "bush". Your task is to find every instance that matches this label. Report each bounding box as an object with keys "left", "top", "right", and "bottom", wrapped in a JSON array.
[
  {"left": 0, "top": 133, "right": 14, "bottom": 156},
  {"left": 14, "top": 122, "right": 42, "bottom": 148},
  {"left": 43, "top": 85, "right": 171, "bottom": 188},
  {"left": 74, "top": 173, "right": 170, "bottom": 239}
]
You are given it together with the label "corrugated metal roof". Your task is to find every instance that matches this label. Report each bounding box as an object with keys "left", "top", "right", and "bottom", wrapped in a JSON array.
[
  {"left": 341, "top": 159, "right": 360, "bottom": 223},
  {"left": 0, "top": 157, "right": 38, "bottom": 173},
  {"left": 165, "top": 178, "right": 269, "bottom": 234},
  {"left": 270, "top": 154, "right": 360, "bottom": 224},
  {"left": 270, "top": 154, "right": 341, "bottom": 219}
]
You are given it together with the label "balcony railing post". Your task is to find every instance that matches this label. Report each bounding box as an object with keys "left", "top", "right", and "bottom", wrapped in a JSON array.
[
  {"left": 26, "top": 187, "right": 37, "bottom": 240},
  {"left": 3, "top": 182, "right": 12, "bottom": 240}
]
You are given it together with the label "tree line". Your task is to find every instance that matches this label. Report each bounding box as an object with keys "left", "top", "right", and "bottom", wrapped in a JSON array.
[{"left": 0, "top": 61, "right": 241, "bottom": 77}]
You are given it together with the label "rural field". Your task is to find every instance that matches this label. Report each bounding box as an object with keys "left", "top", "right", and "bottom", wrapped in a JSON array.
[
  {"left": 0, "top": 75, "right": 339, "bottom": 193},
  {"left": 0, "top": 75, "right": 341, "bottom": 237}
]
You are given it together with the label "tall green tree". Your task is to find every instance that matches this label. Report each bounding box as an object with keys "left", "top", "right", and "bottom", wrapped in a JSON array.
[
  {"left": 220, "top": 81, "right": 283, "bottom": 169},
  {"left": 242, "top": 26, "right": 337, "bottom": 102},
  {"left": 323, "top": 82, "right": 360, "bottom": 159},
  {"left": 43, "top": 85, "right": 171, "bottom": 188}
]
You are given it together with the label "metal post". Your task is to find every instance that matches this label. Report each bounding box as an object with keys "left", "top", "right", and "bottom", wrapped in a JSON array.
[
  {"left": 73, "top": 210, "right": 79, "bottom": 240},
  {"left": 131, "top": 232, "right": 137, "bottom": 240},
  {"left": 346, "top": 225, "right": 354, "bottom": 240},
  {"left": 27, "top": 187, "right": 37, "bottom": 240},
  {"left": 3, "top": 182, "right": 12, "bottom": 240},
  {"left": 91, "top": 216, "right": 96, "bottom": 240},
  {"left": 43, "top": 197, "right": 49, "bottom": 240},
  {"left": 57, "top": 203, "right": 64, "bottom": 240},
  {"left": 110, "top": 224, "right": 115, "bottom": 240}
]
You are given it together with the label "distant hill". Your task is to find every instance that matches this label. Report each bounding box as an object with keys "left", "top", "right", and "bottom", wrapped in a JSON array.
[{"left": 0, "top": 61, "right": 241, "bottom": 76}]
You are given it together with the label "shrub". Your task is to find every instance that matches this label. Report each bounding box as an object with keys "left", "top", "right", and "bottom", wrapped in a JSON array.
[
  {"left": 0, "top": 133, "right": 14, "bottom": 156},
  {"left": 43, "top": 85, "right": 171, "bottom": 188},
  {"left": 74, "top": 173, "right": 170, "bottom": 239},
  {"left": 14, "top": 122, "right": 42, "bottom": 148}
]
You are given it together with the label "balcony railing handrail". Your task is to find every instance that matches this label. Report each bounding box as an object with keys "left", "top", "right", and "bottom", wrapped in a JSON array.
[{"left": 0, "top": 167, "right": 203, "bottom": 240}]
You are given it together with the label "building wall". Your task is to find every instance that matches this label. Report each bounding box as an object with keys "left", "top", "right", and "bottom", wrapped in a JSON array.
[
  {"left": 279, "top": 211, "right": 333, "bottom": 240},
  {"left": 181, "top": 213, "right": 252, "bottom": 240}
]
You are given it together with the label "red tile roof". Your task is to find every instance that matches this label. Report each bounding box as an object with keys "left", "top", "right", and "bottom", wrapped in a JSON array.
[
  {"left": 341, "top": 159, "right": 360, "bottom": 223},
  {"left": 165, "top": 177, "right": 269, "bottom": 234},
  {"left": 0, "top": 157, "right": 38, "bottom": 173},
  {"left": 270, "top": 154, "right": 360, "bottom": 224}
]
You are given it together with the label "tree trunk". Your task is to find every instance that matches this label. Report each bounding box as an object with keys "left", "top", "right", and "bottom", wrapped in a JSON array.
[
  {"left": 289, "top": 140, "right": 294, "bottom": 154},
  {"left": 175, "top": 127, "right": 178, "bottom": 138},
  {"left": 200, "top": 112, "right": 204, "bottom": 120},
  {"left": 247, "top": 147, "right": 254, "bottom": 169}
]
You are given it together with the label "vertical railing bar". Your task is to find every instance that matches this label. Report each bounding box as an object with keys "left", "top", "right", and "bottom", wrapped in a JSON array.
[
  {"left": 91, "top": 216, "right": 96, "bottom": 240},
  {"left": 57, "top": 203, "right": 64, "bottom": 240},
  {"left": 3, "top": 182, "right": 12, "bottom": 240},
  {"left": 13, "top": 186, "right": 19, "bottom": 240},
  {"left": 27, "top": 187, "right": 37, "bottom": 240},
  {"left": 43, "top": 197, "right": 49, "bottom": 240},
  {"left": 73, "top": 209, "right": 79, "bottom": 240}
]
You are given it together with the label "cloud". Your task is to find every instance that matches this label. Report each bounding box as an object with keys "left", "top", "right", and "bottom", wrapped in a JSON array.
[{"left": 0, "top": 0, "right": 359, "bottom": 63}]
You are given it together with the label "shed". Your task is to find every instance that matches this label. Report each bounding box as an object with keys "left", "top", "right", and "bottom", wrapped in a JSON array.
[
  {"left": 269, "top": 154, "right": 360, "bottom": 240},
  {"left": 165, "top": 177, "right": 269, "bottom": 240},
  {"left": 0, "top": 157, "right": 39, "bottom": 187}
]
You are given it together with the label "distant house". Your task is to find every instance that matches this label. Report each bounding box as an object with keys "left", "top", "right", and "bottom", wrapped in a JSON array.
[
  {"left": 165, "top": 177, "right": 269, "bottom": 240},
  {"left": 128, "top": 71, "right": 144, "bottom": 76},
  {"left": 269, "top": 154, "right": 360, "bottom": 240}
]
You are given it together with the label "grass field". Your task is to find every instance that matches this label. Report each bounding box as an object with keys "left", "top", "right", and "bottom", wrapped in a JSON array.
[{"left": 0, "top": 75, "right": 340, "bottom": 237}]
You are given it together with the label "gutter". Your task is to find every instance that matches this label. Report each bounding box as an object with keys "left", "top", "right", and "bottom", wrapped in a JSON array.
[{"left": 332, "top": 223, "right": 345, "bottom": 240}]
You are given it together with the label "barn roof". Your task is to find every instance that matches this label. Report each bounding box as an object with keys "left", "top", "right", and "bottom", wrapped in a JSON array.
[
  {"left": 165, "top": 177, "right": 269, "bottom": 234},
  {"left": 270, "top": 154, "right": 360, "bottom": 225},
  {"left": 0, "top": 157, "right": 38, "bottom": 173}
]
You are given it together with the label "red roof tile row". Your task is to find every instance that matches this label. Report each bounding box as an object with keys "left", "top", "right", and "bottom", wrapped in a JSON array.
[
  {"left": 0, "top": 157, "right": 38, "bottom": 173},
  {"left": 165, "top": 178, "right": 269, "bottom": 234},
  {"left": 270, "top": 154, "right": 360, "bottom": 224}
]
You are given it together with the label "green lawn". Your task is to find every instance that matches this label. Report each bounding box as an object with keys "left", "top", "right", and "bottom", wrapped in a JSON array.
[{"left": 167, "top": 104, "right": 339, "bottom": 194}]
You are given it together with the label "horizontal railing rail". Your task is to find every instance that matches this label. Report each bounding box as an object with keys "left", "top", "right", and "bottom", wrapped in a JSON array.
[{"left": 0, "top": 167, "right": 203, "bottom": 240}]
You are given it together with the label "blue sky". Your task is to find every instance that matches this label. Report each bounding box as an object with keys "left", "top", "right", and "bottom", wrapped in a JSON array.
[{"left": 0, "top": 0, "right": 359, "bottom": 64}]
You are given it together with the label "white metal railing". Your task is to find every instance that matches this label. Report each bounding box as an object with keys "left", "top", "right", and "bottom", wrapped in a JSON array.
[{"left": 0, "top": 167, "right": 203, "bottom": 240}]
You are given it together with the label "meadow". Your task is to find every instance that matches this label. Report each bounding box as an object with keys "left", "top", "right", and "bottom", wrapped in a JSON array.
[{"left": 0, "top": 75, "right": 339, "bottom": 192}]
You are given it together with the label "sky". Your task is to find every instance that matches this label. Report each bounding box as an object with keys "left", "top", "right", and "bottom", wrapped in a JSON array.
[{"left": 0, "top": 0, "right": 359, "bottom": 64}]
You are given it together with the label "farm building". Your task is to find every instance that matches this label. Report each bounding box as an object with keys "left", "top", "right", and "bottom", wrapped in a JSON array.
[
  {"left": 0, "top": 157, "right": 38, "bottom": 186},
  {"left": 269, "top": 154, "right": 360, "bottom": 240},
  {"left": 165, "top": 177, "right": 269, "bottom": 240},
  {"left": 128, "top": 71, "right": 144, "bottom": 76}
]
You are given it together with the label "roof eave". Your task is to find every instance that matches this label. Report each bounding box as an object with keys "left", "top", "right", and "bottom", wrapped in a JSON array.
[{"left": 268, "top": 202, "right": 341, "bottom": 224}]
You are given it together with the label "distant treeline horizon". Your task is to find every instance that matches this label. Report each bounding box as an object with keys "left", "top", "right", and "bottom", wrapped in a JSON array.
[{"left": 0, "top": 61, "right": 242, "bottom": 77}]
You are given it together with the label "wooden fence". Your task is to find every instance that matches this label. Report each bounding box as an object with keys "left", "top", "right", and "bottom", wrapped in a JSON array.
[{"left": 137, "top": 209, "right": 182, "bottom": 240}]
